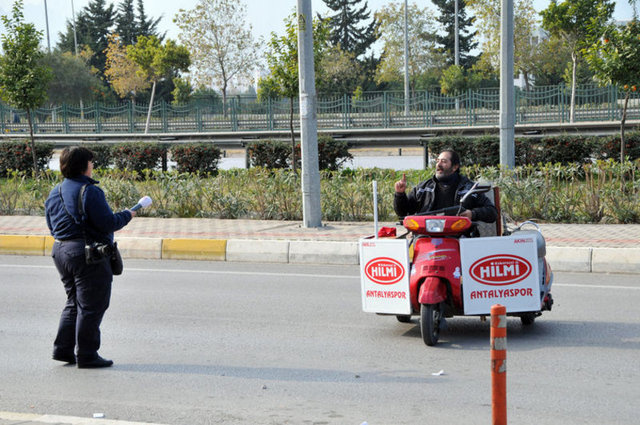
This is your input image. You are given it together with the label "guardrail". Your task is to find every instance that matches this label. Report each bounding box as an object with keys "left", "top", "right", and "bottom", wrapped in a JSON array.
[{"left": 1, "top": 85, "right": 638, "bottom": 136}]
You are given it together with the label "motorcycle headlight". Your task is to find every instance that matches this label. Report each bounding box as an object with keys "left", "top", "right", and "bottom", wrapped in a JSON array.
[{"left": 425, "top": 219, "right": 446, "bottom": 233}]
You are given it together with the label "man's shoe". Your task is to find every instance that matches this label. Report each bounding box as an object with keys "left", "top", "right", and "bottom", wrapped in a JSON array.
[
  {"left": 52, "top": 352, "right": 76, "bottom": 364},
  {"left": 77, "top": 356, "right": 113, "bottom": 369}
]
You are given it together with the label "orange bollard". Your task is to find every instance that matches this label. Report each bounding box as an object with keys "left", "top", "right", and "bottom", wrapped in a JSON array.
[{"left": 491, "top": 304, "right": 507, "bottom": 425}]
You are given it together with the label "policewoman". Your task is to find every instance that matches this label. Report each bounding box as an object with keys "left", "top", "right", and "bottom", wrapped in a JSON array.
[{"left": 45, "top": 146, "right": 136, "bottom": 368}]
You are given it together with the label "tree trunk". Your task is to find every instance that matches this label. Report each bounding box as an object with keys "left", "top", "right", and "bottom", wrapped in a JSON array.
[
  {"left": 144, "top": 80, "right": 157, "bottom": 134},
  {"left": 222, "top": 86, "right": 228, "bottom": 119},
  {"left": 620, "top": 92, "right": 629, "bottom": 163},
  {"left": 570, "top": 51, "right": 577, "bottom": 123},
  {"left": 289, "top": 97, "right": 296, "bottom": 172},
  {"left": 26, "top": 108, "right": 38, "bottom": 177}
]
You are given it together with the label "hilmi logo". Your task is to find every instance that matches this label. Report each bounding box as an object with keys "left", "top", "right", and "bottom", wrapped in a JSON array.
[
  {"left": 470, "top": 255, "right": 532, "bottom": 286},
  {"left": 365, "top": 257, "right": 405, "bottom": 285}
]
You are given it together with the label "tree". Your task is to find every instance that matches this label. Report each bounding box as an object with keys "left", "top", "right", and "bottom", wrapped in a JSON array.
[
  {"left": 43, "top": 51, "right": 101, "bottom": 105},
  {"left": 76, "top": 0, "right": 115, "bottom": 79},
  {"left": 439, "top": 64, "right": 482, "bottom": 95},
  {"left": 432, "top": 0, "right": 478, "bottom": 68},
  {"left": 317, "top": 46, "right": 362, "bottom": 95},
  {"left": 530, "top": 35, "right": 573, "bottom": 86},
  {"left": 126, "top": 35, "right": 190, "bottom": 132},
  {"left": 174, "top": 0, "right": 260, "bottom": 117},
  {"left": 374, "top": 2, "right": 446, "bottom": 91},
  {"left": 104, "top": 34, "right": 149, "bottom": 100},
  {"left": 259, "top": 12, "right": 329, "bottom": 171},
  {"left": 540, "top": 0, "right": 614, "bottom": 122},
  {"left": 320, "top": 0, "right": 378, "bottom": 58},
  {"left": 115, "top": 0, "right": 137, "bottom": 45},
  {"left": 136, "top": 0, "right": 162, "bottom": 39},
  {"left": 0, "top": 0, "right": 52, "bottom": 175},
  {"left": 585, "top": 19, "right": 640, "bottom": 161},
  {"left": 467, "top": 0, "right": 538, "bottom": 90},
  {"left": 171, "top": 77, "right": 193, "bottom": 104}
]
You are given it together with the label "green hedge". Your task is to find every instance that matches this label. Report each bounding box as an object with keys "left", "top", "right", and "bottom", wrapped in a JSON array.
[
  {"left": 247, "top": 136, "right": 353, "bottom": 170},
  {"left": 0, "top": 141, "right": 54, "bottom": 176},
  {"left": 427, "top": 132, "right": 640, "bottom": 166}
]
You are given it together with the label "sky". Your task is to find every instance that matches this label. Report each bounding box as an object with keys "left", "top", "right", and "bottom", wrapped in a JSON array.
[{"left": 3, "top": 0, "right": 635, "bottom": 54}]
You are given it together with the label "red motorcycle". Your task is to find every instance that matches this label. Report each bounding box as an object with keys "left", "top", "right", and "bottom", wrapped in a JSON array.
[{"left": 397, "top": 185, "right": 554, "bottom": 346}]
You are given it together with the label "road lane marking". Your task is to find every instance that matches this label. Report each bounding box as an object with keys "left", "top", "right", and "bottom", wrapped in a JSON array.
[{"left": 2, "top": 264, "right": 639, "bottom": 288}]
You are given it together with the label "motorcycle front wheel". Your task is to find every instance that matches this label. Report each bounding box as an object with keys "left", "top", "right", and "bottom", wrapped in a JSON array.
[{"left": 420, "top": 303, "right": 442, "bottom": 346}]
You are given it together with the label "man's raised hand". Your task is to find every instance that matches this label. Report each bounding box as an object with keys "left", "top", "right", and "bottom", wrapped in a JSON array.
[{"left": 395, "top": 173, "right": 407, "bottom": 193}]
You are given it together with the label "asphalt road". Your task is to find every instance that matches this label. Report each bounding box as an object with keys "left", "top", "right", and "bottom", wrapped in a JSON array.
[{"left": 0, "top": 256, "right": 638, "bottom": 425}]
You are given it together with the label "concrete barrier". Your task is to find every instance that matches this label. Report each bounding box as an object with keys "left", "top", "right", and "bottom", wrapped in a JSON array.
[
  {"left": 116, "top": 237, "right": 163, "bottom": 259},
  {"left": 226, "top": 239, "right": 289, "bottom": 263},
  {"left": 289, "top": 241, "right": 359, "bottom": 265},
  {"left": 592, "top": 248, "right": 640, "bottom": 274},
  {"left": 547, "top": 247, "right": 592, "bottom": 273},
  {"left": 0, "top": 235, "right": 47, "bottom": 256},
  {"left": 161, "top": 238, "right": 226, "bottom": 261}
]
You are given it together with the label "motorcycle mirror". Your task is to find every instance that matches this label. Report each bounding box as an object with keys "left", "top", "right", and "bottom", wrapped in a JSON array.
[
  {"left": 459, "top": 183, "right": 492, "bottom": 206},
  {"left": 459, "top": 182, "right": 479, "bottom": 205}
]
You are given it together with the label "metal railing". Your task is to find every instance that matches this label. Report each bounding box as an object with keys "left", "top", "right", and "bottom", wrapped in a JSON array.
[{"left": 1, "top": 84, "right": 638, "bottom": 135}]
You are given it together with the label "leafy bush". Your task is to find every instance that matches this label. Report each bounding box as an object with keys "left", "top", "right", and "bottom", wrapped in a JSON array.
[
  {"left": 112, "top": 142, "right": 166, "bottom": 173},
  {"left": 594, "top": 132, "right": 640, "bottom": 161},
  {"left": 247, "top": 140, "right": 291, "bottom": 168},
  {"left": 170, "top": 143, "right": 222, "bottom": 174},
  {"left": 83, "top": 143, "right": 113, "bottom": 169},
  {"left": 0, "top": 140, "right": 54, "bottom": 176},
  {"left": 536, "top": 135, "right": 595, "bottom": 164},
  {"left": 248, "top": 137, "right": 353, "bottom": 170},
  {"left": 317, "top": 136, "right": 353, "bottom": 171}
]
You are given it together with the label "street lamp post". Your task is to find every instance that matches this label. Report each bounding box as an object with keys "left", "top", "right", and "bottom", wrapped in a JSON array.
[{"left": 43, "top": 0, "right": 51, "bottom": 53}]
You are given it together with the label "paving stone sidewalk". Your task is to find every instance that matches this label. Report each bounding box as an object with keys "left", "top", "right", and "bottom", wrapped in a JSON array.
[{"left": 0, "top": 215, "right": 639, "bottom": 248}]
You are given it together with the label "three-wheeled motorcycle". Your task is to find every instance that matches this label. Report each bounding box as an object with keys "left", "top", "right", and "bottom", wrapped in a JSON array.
[{"left": 360, "top": 183, "right": 554, "bottom": 346}]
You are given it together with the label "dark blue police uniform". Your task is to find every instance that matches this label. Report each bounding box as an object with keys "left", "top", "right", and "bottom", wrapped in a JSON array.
[{"left": 45, "top": 175, "right": 131, "bottom": 363}]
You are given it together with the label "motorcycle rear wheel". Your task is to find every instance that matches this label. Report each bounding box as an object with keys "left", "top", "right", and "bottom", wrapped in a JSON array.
[
  {"left": 396, "top": 315, "right": 412, "bottom": 323},
  {"left": 420, "top": 303, "right": 442, "bottom": 346}
]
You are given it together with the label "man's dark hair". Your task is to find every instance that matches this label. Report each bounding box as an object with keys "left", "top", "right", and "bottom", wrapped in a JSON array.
[
  {"left": 60, "top": 146, "right": 94, "bottom": 178},
  {"left": 441, "top": 148, "right": 461, "bottom": 169}
]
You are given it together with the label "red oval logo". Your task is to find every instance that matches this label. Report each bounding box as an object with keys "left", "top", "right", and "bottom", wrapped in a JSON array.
[
  {"left": 365, "top": 257, "right": 405, "bottom": 285},
  {"left": 470, "top": 255, "right": 532, "bottom": 285}
]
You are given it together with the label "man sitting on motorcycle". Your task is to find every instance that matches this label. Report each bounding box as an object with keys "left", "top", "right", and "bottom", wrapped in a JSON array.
[{"left": 394, "top": 149, "right": 497, "bottom": 223}]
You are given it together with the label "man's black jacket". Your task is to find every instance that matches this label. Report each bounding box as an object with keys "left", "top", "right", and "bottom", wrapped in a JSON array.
[{"left": 394, "top": 174, "right": 497, "bottom": 222}]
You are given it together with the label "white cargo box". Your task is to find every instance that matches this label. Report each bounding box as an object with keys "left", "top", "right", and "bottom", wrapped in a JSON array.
[
  {"left": 359, "top": 238, "right": 411, "bottom": 315},
  {"left": 460, "top": 234, "right": 540, "bottom": 315}
]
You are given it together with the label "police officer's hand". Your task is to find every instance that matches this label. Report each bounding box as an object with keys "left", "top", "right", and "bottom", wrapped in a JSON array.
[
  {"left": 460, "top": 209, "right": 472, "bottom": 219},
  {"left": 128, "top": 209, "right": 137, "bottom": 218},
  {"left": 395, "top": 173, "right": 407, "bottom": 193}
]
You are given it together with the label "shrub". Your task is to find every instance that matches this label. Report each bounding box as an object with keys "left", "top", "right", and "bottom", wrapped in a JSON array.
[
  {"left": 317, "top": 136, "right": 353, "bottom": 170},
  {"left": 536, "top": 135, "right": 595, "bottom": 164},
  {"left": 594, "top": 132, "right": 640, "bottom": 161},
  {"left": 112, "top": 142, "right": 165, "bottom": 173},
  {"left": 83, "top": 143, "right": 113, "bottom": 169},
  {"left": 247, "top": 140, "right": 291, "bottom": 168},
  {"left": 170, "top": 143, "right": 222, "bottom": 174},
  {"left": 0, "top": 140, "right": 54, "bottom": 176}
]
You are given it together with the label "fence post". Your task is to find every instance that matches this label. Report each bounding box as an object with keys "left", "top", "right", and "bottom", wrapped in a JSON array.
[
  {"left": 383, "top": 92, "right": 389, "bottom": 128},
  {"left": 231, "top": 98, "right": 238, "bottom": 131},
  {"left": 0, "top": 104, "right": 5, "bottom": 134},
  {"left": 162, "top": 100, "right": 168, "bottom": 132},
  {"left": 63, "top": 103, "right": 69, "bottom": 133},
  {"left": 95, "top": 102, "right": 101, "bottom": 133},
  {"left": 491, "top": 304, "right": 507, "bottom": 425}
]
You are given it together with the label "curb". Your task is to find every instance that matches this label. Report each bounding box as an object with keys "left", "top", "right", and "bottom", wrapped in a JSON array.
[{"left": 0, "top": 234, "right": 637, "bottom": 272}]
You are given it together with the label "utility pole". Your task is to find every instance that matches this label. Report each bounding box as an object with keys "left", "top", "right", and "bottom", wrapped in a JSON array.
[
  {"left": 403, "top": 0, "right": 409, "bottom": 117},
  {"left": 43, "top": 0, "right": 51, "bottom": 53},
  {"left": 454, "top": 0, "right": 459, "bottom": 66},
  {"left": 297, "top": 0, "right": 322, "bottom": 228},
  {"left": 499, "top": 0, "right": 515, "bottom": 169}
]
